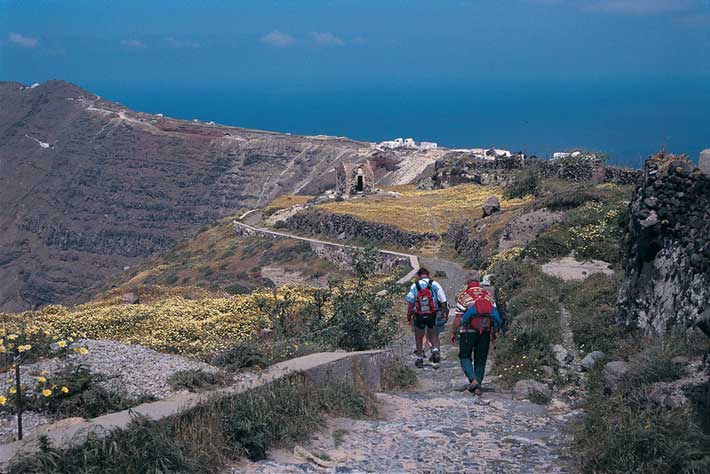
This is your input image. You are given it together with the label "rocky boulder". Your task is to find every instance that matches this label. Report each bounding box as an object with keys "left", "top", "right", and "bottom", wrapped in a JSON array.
[
  {"left": 579, "top": 351, "right": 605, "bottom": 372},
  {"left": 119, "top": 292, "right": 139, "bottom": 304},
  {"left": 602, "top": 361, "right": 630, "bottom": 391},
  {"left": 551, "top": 344, "right": 573, "bottom": 366},
  {"left": 513, "top": 379, "right": 552, "bottom": 402},
  {"left": 482, "top": 196, "right": 501, "bottom": 217}
]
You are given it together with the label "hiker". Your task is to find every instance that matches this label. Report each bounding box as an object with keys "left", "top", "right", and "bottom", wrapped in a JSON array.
[
  {"left": 451, "top": 270, "right": 501, "bottom": 395},
  {"left": 406, "top": 268, "right": 448, "bottom": 368}
]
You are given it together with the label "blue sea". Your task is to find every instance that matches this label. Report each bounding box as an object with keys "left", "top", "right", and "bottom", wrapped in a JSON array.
[{"left": 96, "top": 78, "right": 710, "bottom": 168}]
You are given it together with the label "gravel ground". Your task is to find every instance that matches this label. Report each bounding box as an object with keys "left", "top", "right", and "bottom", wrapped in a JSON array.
[
  {"left": 1, "top": 338, "right": 255, "bottom": 444},
  {"left": 0, "top": 339, "right": 223, "bottom": 401}
]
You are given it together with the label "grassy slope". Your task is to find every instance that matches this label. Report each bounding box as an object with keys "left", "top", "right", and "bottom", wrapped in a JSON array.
[{"left": 317, "top": 184, "right": 532, "bottom": 233}]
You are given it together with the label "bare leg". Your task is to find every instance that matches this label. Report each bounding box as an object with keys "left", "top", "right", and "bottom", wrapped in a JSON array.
[
  {"left": 427, "top": 327, "right": 440, "bottom": 350},
  {"left": 414, "top": 327, "right": 425, "bottom": 357}
]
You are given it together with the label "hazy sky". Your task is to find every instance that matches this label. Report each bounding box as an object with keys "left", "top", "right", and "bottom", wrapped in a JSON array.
[{"left": 2, "top": 0, "right": 709, "bottom": 87}]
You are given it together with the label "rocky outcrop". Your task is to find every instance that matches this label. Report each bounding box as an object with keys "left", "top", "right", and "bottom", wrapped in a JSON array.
[
  {"left": 616, "top": 152, "right": 710, "bottom": 336},
  {"left": 279, "top": 210, "right": 433, "bottom": 248},
  {"left": 418, "top": 154, "right": 641, "bottom": 190}
]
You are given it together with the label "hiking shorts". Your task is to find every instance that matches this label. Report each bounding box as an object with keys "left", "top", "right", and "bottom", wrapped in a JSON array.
[{"left": 413, "top": 313, "right": 437, "bottom": 330}]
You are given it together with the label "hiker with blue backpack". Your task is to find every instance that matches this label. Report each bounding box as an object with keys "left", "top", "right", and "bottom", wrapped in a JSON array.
[
  {"left": 451, "top": 270, "right": 501, "bottom": 396},
  {"left": 406, "top": 268, "right": 448, "bottom": 368}
]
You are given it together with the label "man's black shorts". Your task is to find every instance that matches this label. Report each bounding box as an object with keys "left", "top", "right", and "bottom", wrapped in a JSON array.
[{"left": 413, "top": 313, "right": 437, "bottom": 330}]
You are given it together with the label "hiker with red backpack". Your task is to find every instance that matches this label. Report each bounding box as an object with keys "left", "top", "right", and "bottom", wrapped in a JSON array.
[
  {"left": 406, "top": 268, "right": 448, "bottom": 368},
  {"left": 451, "top": 270, "right": 501, "bottom": 395}
]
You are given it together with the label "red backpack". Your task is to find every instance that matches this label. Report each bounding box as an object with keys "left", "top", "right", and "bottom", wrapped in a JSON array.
[
  {"left": 464, "top": 286, "right": 494, "bottom": 333},
  {"left": 414, "top": 280, "right": 438, "bottom": 315}
]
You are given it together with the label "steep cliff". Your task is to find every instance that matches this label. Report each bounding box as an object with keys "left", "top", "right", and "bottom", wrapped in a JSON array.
[
  {"left": 0, "top": 80, "right": 425, "bottom": 311},
  {"left": 616, "top": 152, "right": 710, "bottom": 336}
]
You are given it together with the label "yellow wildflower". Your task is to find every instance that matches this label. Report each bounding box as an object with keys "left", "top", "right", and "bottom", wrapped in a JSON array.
[
  {"left": 42, "top": 389, "right": 52, "bottom": 397},
  {"left": 36, "top": 376, "right": 47, "bottom": 384},
  {"left": 7, "top": 334, "right": 17, "bottom": 341},
  {"left": 58, "top": 340, "right": 67, "bottom": 348},
  {"left": 9, "top": 387, "right": 17, "bottom": 394},
  {"left": 60, "top": 386, "right": 69, "bottom": 394},
  {"left": 0, "top": 396, "right": 6, "bottom": 406},
  {"left": 79, "top": 347, "right": 89, "bottom": 355}
]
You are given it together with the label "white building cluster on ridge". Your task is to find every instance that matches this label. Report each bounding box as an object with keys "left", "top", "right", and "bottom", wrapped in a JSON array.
[{"left": 374, "top": 137, "right": 438, "bottom": 150}]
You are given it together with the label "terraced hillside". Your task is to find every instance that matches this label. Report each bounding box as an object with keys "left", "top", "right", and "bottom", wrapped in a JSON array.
[{"left": 0, "top": 81, "right": 439, "bottom": 311}]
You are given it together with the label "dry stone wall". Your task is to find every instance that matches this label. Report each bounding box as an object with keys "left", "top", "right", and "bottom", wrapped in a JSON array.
[
  {"left": 279, "top": 210, "right": 434, "bottom": 247},
  {"left": 616, "top": 152, "right": 710, "bottom": 337}
]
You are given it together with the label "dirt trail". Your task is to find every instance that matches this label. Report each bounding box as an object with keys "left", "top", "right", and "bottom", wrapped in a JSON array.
[{"left": 228, "top": 260, "right": 577, "bottom": 474}]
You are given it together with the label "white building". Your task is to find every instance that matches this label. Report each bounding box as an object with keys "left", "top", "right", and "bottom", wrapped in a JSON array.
[
  {"left": 553, "top": 150, "right": 589, "bottom": 160},
  {"left": 376, "top": 137, "right": 439, "bottom": 150}
]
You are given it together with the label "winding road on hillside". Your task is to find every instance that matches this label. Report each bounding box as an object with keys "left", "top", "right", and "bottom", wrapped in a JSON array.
[{"left": 226, "top": 230, "right": 576, "bottom": 474}]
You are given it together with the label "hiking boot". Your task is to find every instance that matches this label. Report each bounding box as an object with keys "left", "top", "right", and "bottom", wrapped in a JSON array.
[
  {"left": 431, "top": 349, "right": 441, "bottom": 364},
  {"left": 467, "top": 381, "right": 480, "bottom": 394},
  {"left": 415, "top": 358, "right": 424, "bottom": 368}
]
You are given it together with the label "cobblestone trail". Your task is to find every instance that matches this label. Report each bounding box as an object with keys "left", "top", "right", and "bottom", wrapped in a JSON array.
[{"left": 229, "top": 260, "right": 577, "bottom": 474}]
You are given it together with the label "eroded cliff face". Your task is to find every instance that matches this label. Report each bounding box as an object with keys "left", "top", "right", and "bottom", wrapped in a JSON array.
[
  {"left": 0, "top": 81, "right": 404, "bottom": 311},
  {"left": 616, "top": 152, "right": 710, "bottom": 336}
]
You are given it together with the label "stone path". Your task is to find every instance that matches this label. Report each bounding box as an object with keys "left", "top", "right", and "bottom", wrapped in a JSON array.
[
  {"left": 229, "top": 341, "right": 576, "bottom": 474},
  {"left": 229, "top": 259, "right": 577, "bottom": 474}
]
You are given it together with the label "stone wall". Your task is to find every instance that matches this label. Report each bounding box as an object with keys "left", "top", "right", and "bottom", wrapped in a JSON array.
[
  {"left": 308, "top": 242, "right": 407, "bottom": 273},
  {"left": 616, "top": 152, "right": 710, "bottom": 337},
  {"left": 417, "top": 154, "right": 641, "bottom": 190},
  {"left": 279, "top": 210, "right": 434, "bottom": 247}
]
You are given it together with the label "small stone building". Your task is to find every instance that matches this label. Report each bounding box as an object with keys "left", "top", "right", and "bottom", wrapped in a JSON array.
[{"left": 335, "top": 161, "right": 375, "bottom": 197}]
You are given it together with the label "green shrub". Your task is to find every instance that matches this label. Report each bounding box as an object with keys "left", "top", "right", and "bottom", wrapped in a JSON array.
[
  {"left": 211, "top": 343, "right": 270, "bottom": 371},
  {"left": 540, "top": 189, "right": 604, "bottom": 211},
  {"left": 224, "top": 283, "right": 251, "bottom": 295},
  {"left": 521, "top": 232, "right": 570, "bottom": 261},
  {"left": 381, "top": 358, "right": 418, "bottom": 391},
  {"left": 167, "top": 370, "right": 226, "bottom": 392},
  {"left": 504, "top": 170, "right": 541, "bottom": 199},
  {"left": 562, "top": 273, "right": 630, "bottom": 355}
]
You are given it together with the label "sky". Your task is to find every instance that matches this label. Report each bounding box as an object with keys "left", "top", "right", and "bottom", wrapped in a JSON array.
[{"left": 1, "top": 0, "right": 709, "bottom": 162}]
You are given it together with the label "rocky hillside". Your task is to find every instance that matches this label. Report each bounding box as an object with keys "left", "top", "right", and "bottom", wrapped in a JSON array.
[{"left": 0, "top": 81, "right": 438, "bottom": 312}]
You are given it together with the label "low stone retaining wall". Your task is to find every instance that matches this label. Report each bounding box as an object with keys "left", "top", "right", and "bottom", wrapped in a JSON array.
[
  {"left": 233, "top": 221, "right": 419, "bottom": 285},
  {"left": 0, "top": 350, "right": 392, "bottom": 469}
]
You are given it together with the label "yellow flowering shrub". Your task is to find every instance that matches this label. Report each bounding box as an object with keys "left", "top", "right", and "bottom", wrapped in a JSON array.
[{"left": 2, "top": 278, "right": 395, "bottom": 358}]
